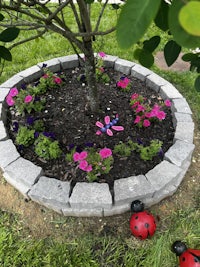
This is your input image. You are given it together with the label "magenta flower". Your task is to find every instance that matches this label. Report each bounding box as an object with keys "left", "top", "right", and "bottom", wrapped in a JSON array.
[
  {"left": 99, "top": 148, "right": 112, "bottom": 159},
  {"left": 164, "top": 99, "right": 171, "bottom": 107},
  {"left": 42, "top": 74, "right": 49, "bottom": 79},
  {"left": 9, "top": 87, "right": 19, "bottom": 97},
  {"left": 54, "top": 77, "right": 62, "bottom": 84},
  {"left": 157, "top": 111, "right": 166, "bottom": 120},
  {"left": 24, "top": 95, "right": 33, "bottom": 103},
  {"left": 143, "top": 119, "right": 151, "bottom": 127},
  {"left": 134, "top": 115, "right": 141, "bottom": 124},
  {"left": 73, "top": 151, "right": 88, "bottom": 162},
  {"left": 117, "top": 77, "right": 130, "bottom": 89},
  {"left": 136, "top": 104, "right": 145, "bottom": 113},
  {"left": 79, "top": 160, "right": 89, "bottom": 171},
  {"left": 6, "top": 95, "right": 15, "bottom": 106},
  {"left": 131, "top": 93, "right": 139, "bottom": 100},
  {"left": 98, "top": 51, "right": 106, "bottom": 58}
]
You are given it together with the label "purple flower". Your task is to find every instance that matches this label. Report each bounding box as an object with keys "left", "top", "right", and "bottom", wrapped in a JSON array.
[
  {"left": 43, "top": 132, "right": 56, "bottom": 139},
  {"left": 42, "top": 63, "right": 47, "bottom": 68},
  {"left": 21, "top": 83, "right": 27, "bottom": 90},
  {"left": 26, "top": 117, "right": 35, "bottom": 125},
  {"left": 76, "top": 146, "right": 82, "bottom": 153},
  {"left": 34, "top": 132, "right": 40, "bottom": 138},
  {"left": 68, "top": 143, "right": 75, "bottom": 150},
  {"left": 12, "top": 121, "right": 19, "bottom": 132},
  {"left": 85, "top": 142, "right": 94, "bottom": 147}
]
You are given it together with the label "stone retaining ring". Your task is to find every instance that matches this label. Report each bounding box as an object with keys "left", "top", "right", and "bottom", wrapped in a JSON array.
[{"left": 0, "top": 55, "right": 195, "bottom": 217}]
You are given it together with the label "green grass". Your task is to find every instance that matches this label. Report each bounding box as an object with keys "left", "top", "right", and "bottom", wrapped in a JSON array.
[
  {"left": 0, "top": 3, "right": 200, "bottom": 267},
  {"left": 0, "top": 208, "right": 200, "bottom": 266}
]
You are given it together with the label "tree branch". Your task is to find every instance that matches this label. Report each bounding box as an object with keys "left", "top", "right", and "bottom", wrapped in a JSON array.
[{"left": 94, "top": 0, "right": 109, "bottom": 32}]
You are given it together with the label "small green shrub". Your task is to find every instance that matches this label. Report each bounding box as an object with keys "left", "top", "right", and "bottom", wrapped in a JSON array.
[
  {"left": 16, "top": 126, "right": 35, "bottom": 147},
  {"left": 34, "top": 134, "right": 62, "bottom": 160}
]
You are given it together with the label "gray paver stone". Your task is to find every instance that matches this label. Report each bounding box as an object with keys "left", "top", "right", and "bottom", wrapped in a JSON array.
[
  {"left": 145, "top": 160, "right": 182, "bottom": 191},
  {"left": 18, "top": 65, "right": 43, "bottom": 83},
  {"left": 146, "top": 73, "right": 168, "bottom": 92},
  {"left": 0, "top": 75, "right": 24, "bottom": 89},
  {"left": 103, "top": 55, "right": 118, "bottom": 68},
  {"left": 160, "top": 83, "right": 183, "bottom": 100},
  {"left": 174, "top": 122, "right": 194, "bottom": 143},
  {"left": 114, "top": 59, "right": 135, "bottom": 75},
  {"left": 172, "top": 112, "right": 193, "bottom": 127},
  {"left": 103, "top": 203, "right": 130, "bottom": 217},
  {"left": 164, "top": 140, "right": 195, "bottom": 168},
  {"left": 57, "top": 55, "right": 79, "bottom": 69},
  {"left": 171, "top": 98, "right": 192, "bottom": 114},
  {"left": 114, "top": 175, "right": 154, "bottom": 205},
  {"left": 28, "top": 176, "right": 70, "bottom": 213},
  {"left": 0, "top": 88, "right": 9, "bottom": 103},
  {"left": 62, "top": 206, "right": 103, "bottom": 217},
  {"left": 0, "top": 121, "right": 7, "bottom": 141},
  {"left": 37, "top": 58, "right": 61, "bottom": 72},
  {"left": 69, "top": 182, "right": 112, "bottom": 209},
  {"left": 0, "top": 103, "right": 2, "bottom": 120},
  {"left": 0, "top": 139, "right": 20, "bottom": 170},
  {"left": 3, "top": 157, "right": 42, "bottom": 197},
  {"left": 131, "top": 64, "right": 152, "bottom": 81}
]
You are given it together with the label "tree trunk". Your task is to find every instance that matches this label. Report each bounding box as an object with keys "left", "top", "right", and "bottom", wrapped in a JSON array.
[{"left": 83, "top": 38, "right": 99, "bottom": 113}]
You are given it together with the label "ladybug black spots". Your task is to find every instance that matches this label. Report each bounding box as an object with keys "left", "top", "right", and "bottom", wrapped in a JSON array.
[
  {"left": 145, "top": 223, "right": 149, "bottom": 229},
  {"left": 182, "top": 257, "right": 185, "bottom": 262},
  {"left": 135, "top": 216, "right": 138, "bottom": 219}
]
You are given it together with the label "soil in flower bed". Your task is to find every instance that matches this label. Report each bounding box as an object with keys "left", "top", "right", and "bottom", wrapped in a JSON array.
[{"left": 6, "top": 67, "right": 174, "bottom": 190}]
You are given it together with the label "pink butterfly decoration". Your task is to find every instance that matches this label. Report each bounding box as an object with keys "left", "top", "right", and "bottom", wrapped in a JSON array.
[{"left": 95, "top": 114, "right": 124, "bottom": 136}]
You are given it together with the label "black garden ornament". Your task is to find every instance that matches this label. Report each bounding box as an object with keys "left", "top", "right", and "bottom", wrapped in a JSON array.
[{"left": 172, "top": 240, "right": 200, "bottom": 267}]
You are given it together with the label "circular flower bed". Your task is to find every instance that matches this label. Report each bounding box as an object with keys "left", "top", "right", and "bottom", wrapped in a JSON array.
[{"left": 0, "top": 54, "right": 195, "bottom": 217}]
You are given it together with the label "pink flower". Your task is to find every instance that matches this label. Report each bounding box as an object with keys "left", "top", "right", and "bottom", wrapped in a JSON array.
[
  {"left": 99, "top": 148, "right": 112, "bottom": 159},
  {"left": 42, "top": 74, "right": 49, "bottom": 79},
  {"left": 131, "top": 93, "right": 139, "bottom": 100},
  {"left": 86, "top": 164, "right": 92, "bottom": 172},
  {"left": 117, "top": 77, "right": 130, "bottom": 89},
  {"left": 53, "top": 77, "right": 62, "bottom": 84},
  {"left": 98, "top": 51, "right": 106, "bottom": 58},
  {"left": 164, "top": 99, "right": 171, "bottom": 107},
  {"left": 134, "top": 115, "right": 141, "bottom": 124},
  {"left": 136, "top": 104, "right": 145, "bottom": 113},
  {"left": 143, "top": 119, "right": 151, "bottom": 127},
  {"left": 157, "top": 111, "right": 166, "bottom": 120},
  {"left": 79, "top": 160, "right": 89, "bottom": 171},
  {"left": 9, "top": 87, "right": 19, "bottom": 97},
  {"left": 24, "top": 95, "right": 33, "bottom": 103},
  {"left": 6, "top": 95, "right": 15, "bottom": 106},
  {"left": 73, "top": 151, "right": 88, "bottom": 162}
]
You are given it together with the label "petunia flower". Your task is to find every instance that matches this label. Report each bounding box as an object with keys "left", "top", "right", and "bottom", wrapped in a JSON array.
[
  {"left": 143, "top": 119, "right": 151, "bottom": 127},
  {"left": 99, "top": 148, "right": 112, "bottom": 159},
  {"left": 9, "top": 87, "right": 19, "bottom": 97},
  {"left": 24, "top": 95, "right": 33, "bottom": 103},
  {"left": 73, "top": 151, "right": 88, "bottom": 162},
  {"left": 53, "top": 77, "right": 62, "bottom": 84},
  {"left": 98, "top": 51, "right": 106, "bottom": 58},
  {"left": 6, "top": 95, "right": 15, "bottom": 106},
  {"left": 164, "top": 99, "right": 171, "bottom": 107}
]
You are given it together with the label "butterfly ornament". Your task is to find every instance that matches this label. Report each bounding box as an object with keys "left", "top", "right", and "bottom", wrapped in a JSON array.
[{"left": 95, "top": 114, "right": 124, "bottom": 136}]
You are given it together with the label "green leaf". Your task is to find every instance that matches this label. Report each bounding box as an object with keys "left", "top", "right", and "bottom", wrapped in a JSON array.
[
  {"left": 133, "top": 48, "right": 142, "bottom": 60},
  {"left": 182, "top": 53, "right": 198, "bottom": 62},
  {"left": 116, "top": 0, "right": 161, "bottom": 49},
  {"left": 111, "top": 4, "right": 120, "bottom": 10},
  {"left": 0, "top": 13, "right": 4, "bottom": 21},
  {"left": 195, "top": 76, "right": 200, "bottom": 92},
  {"left": 154, "top": 0, "right": 169, "bottom": 31},
  {"left": 168, "top": 0, "right": 200, "bottom": 48},
  {"left": 0, "top": 27, "right": 20, "bottom": 42},
  {"left": 164, "top": 40, "right": 181, "bottom": 67},
  {"left": 143, "top": 36, "right": 161, "bottom": 53},
  {"left": 0, "top": 46, "right": 12, "bottom": 61},
  {"left": 179, "top": 1, "right": 200, "bottom": 37},
  {"left": 138, "top": 49, "right": 154, "bottom": 68}
]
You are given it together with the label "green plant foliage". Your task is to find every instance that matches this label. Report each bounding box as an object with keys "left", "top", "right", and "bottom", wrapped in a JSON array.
[
  {"left": 0, "top": 27, "right": 20, "bottom": 42},
  {"left": 143, "top": 36, "right": 161, "bottom": 53},
  {"left": 34, "top": 135, "right": 62, "bottom": 160},
  {"left": 116, "top": 0, "right": 161, "bottom": 49},
  {"left": 16, "top": 126, "right": 35, "bottom": 147},
  {"left": 138, "top": 49, "right": 154, "bottom": 68},
  {"left": 168, "top": 0, "right": 200, "bottom": 48},
  {"left": 154, "top": 0, "right": 169, "bottom": 31},
  {"left": 164, "top": 40, "right": 181, "bottom": 67},
  {"left": 33, "top": 120, "right": 45, "bottom": 132},
  {"left": 195, "top": 76, "right": 200, "bottom": 92},
  {"left": 114, "top": 139, "right": 162, "bottom": 161},
  {"left": 0, "top": 45, "right": 12, "bottom": 61},
  {"left": 179, "top": 1, "right": 200, "bottom": 37}
]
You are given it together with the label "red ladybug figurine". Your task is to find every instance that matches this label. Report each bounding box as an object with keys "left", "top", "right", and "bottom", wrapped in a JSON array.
[
  {"left": 172, "top": 240, "right": 200, "bottom": 267},
  {"left": 129, "top": 200, "right": 156, "bottom": 240}
]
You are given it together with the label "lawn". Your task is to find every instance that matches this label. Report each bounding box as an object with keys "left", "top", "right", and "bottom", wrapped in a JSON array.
[{"left": 0, "top": 3, "right": 200, "bottom": 266}]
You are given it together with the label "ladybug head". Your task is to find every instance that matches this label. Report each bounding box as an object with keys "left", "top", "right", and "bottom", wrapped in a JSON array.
[
  {"left": 131, "top": 200, "right": 144, "bottom": 213},
  {"left": 172, "top": 241, "right": 187, "bottom": 256}
]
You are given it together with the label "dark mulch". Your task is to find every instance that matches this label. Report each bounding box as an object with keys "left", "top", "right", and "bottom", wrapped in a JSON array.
[{"left": 6, "top": 67, "right": 174, "bottom": 190}]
